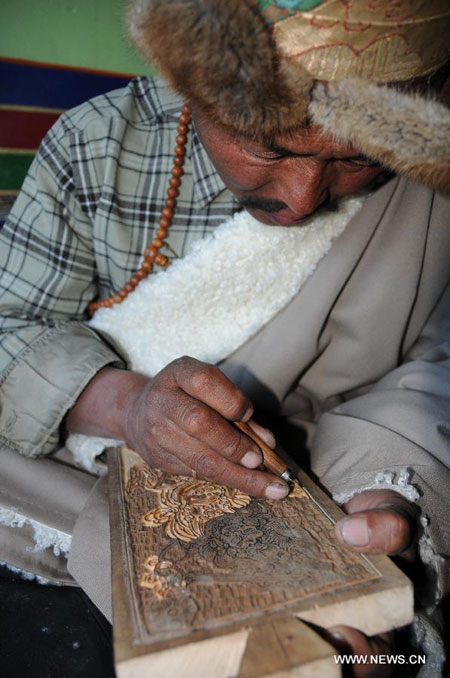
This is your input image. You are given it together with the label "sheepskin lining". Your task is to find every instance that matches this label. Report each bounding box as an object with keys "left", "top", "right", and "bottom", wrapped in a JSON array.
[
  {"left": 0, "top": 507, "right": 71, "bottom": 558},
  {"left": 89, "top": 200, "right": 363, "bottom": 375}
]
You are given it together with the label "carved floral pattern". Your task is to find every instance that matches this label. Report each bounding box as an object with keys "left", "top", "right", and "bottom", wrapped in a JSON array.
[
  {"left": 142, "top": 477, "right": 251, "bottom": 542},
  {"left": 138, "top": 555, "right": 186, "bottom": 599},
  {"left": 127, "top": 464, "right": 251, "bottom": 543}
]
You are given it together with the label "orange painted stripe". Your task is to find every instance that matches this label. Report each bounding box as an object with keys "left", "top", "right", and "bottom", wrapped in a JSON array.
[
  {"left": 0, "top": 104, "right": 65, "bottom": 115},
  {"left": 0, "top": 148, "right": 37, "bottom": 154}
]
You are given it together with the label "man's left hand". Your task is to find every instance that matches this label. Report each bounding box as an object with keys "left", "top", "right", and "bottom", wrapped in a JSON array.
[
  {"left": 327, "top": 489, "right": 419, "bottom": 677},
  {"left": 334, "top": 489, "right": 418, "bottom": 560}
]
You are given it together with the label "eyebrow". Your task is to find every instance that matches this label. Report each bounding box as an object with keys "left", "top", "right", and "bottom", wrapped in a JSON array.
[
  {"left": 266, "top": 142, "right": 310, "bottom": 157},
  {"left": 265, "top": 142, "right": 375, "bottom": 162}
]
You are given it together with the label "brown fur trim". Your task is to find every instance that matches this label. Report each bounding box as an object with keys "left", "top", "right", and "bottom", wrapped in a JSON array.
[
  {"left": 127, "top": 0, "right": 312, "bottom": 137},
  {"left": 310, "top": 80, "right": 450, "bottom": 194}
]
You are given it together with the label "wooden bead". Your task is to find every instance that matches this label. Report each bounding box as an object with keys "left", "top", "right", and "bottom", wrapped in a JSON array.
[
  {"left": 155, "top": 254, "right": 168, "bottom": 266},
  {"left": 159, "top": 216, "right": 171, "bottom": 229},
  {"left": 89, "top": 105, "right": 190, "bottom": 316}
]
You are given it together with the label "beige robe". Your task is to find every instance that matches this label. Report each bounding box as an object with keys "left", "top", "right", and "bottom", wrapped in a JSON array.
[{"left": 1, "top": 176, "right": 449, "bottom": 624}]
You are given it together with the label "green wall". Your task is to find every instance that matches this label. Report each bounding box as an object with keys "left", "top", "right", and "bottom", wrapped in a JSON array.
[{"left": 2, "top": 0, "right": 152, "bottom": 75}]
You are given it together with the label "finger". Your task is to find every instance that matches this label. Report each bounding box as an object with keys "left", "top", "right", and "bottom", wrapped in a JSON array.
[
  {"left": 165, "top": 388, "right": 263, "bottom": 468},
  {"left": 156, "top": 420, "right": 289, "bottom": 499},
  {"left": 169, "top": 356, "right": 253, "bottom": 421},
  {"left": 342, "top": 489, "right": 418, "bottom": 523},
  {"left": 338, "top": 489, "right": 418, "bottom": 557},
  {"left": 138, "top": 446, "right": 194, "bottom": 477},
  {"left": 247, "top": 419, "right": 276, "bottom": 449},
  {"left": 329, "top": 626, "right": 393, "bottom": 678},
  {"left": 335, "top": 508, "right": 413, "bottom": 555}
]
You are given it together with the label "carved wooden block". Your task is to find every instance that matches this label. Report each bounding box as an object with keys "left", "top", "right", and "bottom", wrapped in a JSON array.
[{"left": 109, "top": 446, "right": 413, "bottom": 678}]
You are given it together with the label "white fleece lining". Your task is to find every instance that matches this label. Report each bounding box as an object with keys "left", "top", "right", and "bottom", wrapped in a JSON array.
[
  {"left": 89, "top": 199, "right": 363, "bottom": 375},
  {"left": 0, "top": 560, "right": 53, "bottom": 585},
  {"left": 65, "top": 434, "right": 112, "bottom": 475},
  {"left": 333, "top": 468, "right": 421, "bottom": 505},
  {"left": 66, "top": 198, "right": 363, "bottom": 459},
  {"left": 0, "top": 507, "right": 71, "bottom": 558}
]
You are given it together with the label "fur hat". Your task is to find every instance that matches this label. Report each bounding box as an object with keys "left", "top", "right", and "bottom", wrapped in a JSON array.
[{"left": 127, "top": 0, "right": 450, "bottom": 192}]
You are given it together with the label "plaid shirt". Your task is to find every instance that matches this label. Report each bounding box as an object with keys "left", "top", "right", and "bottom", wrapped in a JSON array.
[{"left": 0, "top": 77, "right": 238, "bottom": 456}]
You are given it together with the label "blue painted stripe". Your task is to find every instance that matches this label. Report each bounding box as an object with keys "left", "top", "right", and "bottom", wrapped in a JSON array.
[{"left": 1, "top": 61, "right": 133, "bottom": 109}]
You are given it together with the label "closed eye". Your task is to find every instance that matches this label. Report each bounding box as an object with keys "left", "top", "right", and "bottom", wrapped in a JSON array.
[
  {"left": 246, "top": 149, "right": 287, "bottom": 161},
  {"left": 337, "top": 156, "right": 378, "bottom": 168}
]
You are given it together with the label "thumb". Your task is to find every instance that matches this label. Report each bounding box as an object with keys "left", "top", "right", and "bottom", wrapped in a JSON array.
[{"left": 335, "top": 507, "right": 413, "bottom": 555}]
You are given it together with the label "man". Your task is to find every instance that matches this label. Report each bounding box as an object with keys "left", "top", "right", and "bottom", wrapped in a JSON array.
[{"left": 0, "top": 0, "right": 449, "bottom": 675}]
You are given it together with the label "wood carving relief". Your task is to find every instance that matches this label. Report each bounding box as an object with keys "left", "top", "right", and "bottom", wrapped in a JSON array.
[
  {"left": 137, "top": 465, "right": 251, "bottom": 542},
  {"left": 120, "top": 447, "right": 379, "bottom": 646}
]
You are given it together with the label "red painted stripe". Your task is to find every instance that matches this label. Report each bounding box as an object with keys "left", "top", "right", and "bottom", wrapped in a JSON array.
[
  {"left": 0, "top": 109, "right": 60, "bottom": 149},
  {"left": 0, "top": 56, "right": 137, "bottom": 79}
]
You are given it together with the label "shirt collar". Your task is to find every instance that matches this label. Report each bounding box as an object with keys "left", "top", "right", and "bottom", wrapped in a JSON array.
[
  {"left": 137, "top": 76, "right": 231, "bottom": 208},
  {"left": 189, "top": 124, "right": 230, "bottom": 208}
]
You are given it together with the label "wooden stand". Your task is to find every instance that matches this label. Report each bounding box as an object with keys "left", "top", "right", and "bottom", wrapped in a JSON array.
[{"left": 109, "top": 446, "right": 413, "bottom": 677}]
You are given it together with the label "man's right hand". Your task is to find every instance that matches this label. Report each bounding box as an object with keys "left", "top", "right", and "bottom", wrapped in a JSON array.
[{"left": 66, "top": 357, "right": 289, "bottom": 500}]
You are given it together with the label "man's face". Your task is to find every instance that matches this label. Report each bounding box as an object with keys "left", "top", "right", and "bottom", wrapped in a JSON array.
[{"left": 194, "top": 114, "right": 384, "bottom": 226}]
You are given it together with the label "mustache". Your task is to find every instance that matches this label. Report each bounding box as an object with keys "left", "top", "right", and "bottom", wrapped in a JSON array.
[
  {"left": 238, "top": 195, "right": 338, "bottom": 215},
  {"left": 238, "top": 196, "right": 287, "bottom": 213}
]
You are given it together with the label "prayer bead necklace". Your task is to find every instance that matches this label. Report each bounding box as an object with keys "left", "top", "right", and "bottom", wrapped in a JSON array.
[{"left": 87, "top": 104, "right": 191, "bottom": 317}]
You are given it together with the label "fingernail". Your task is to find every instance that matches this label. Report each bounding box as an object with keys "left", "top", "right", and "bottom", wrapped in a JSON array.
[
  {"left": 327, "top": 629, "right": 345, "bottom": 643},
  {"left": 265, "top": 482, "right": 289, "bottom": 500},
  {"left": 241, "top": 451, "right": 262, "bottom": 469},
  {"left": 242, "top": 406, "right": 253, "bottom": 422},
  {"left": 339, "top": 516, "right": 370, "bottom": 546},
  {"left": 324, "top": 629, "right": 349, "bottom": 652}
]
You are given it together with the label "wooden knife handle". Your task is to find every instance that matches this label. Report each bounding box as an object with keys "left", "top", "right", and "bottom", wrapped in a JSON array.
[{"left": 234, "top": 420, "right": 293, "bottom": 480}]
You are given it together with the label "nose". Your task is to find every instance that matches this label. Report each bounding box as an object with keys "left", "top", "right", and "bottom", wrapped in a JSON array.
[{"left": 277, "top": 160, "right": 328, "bottom": 218}]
